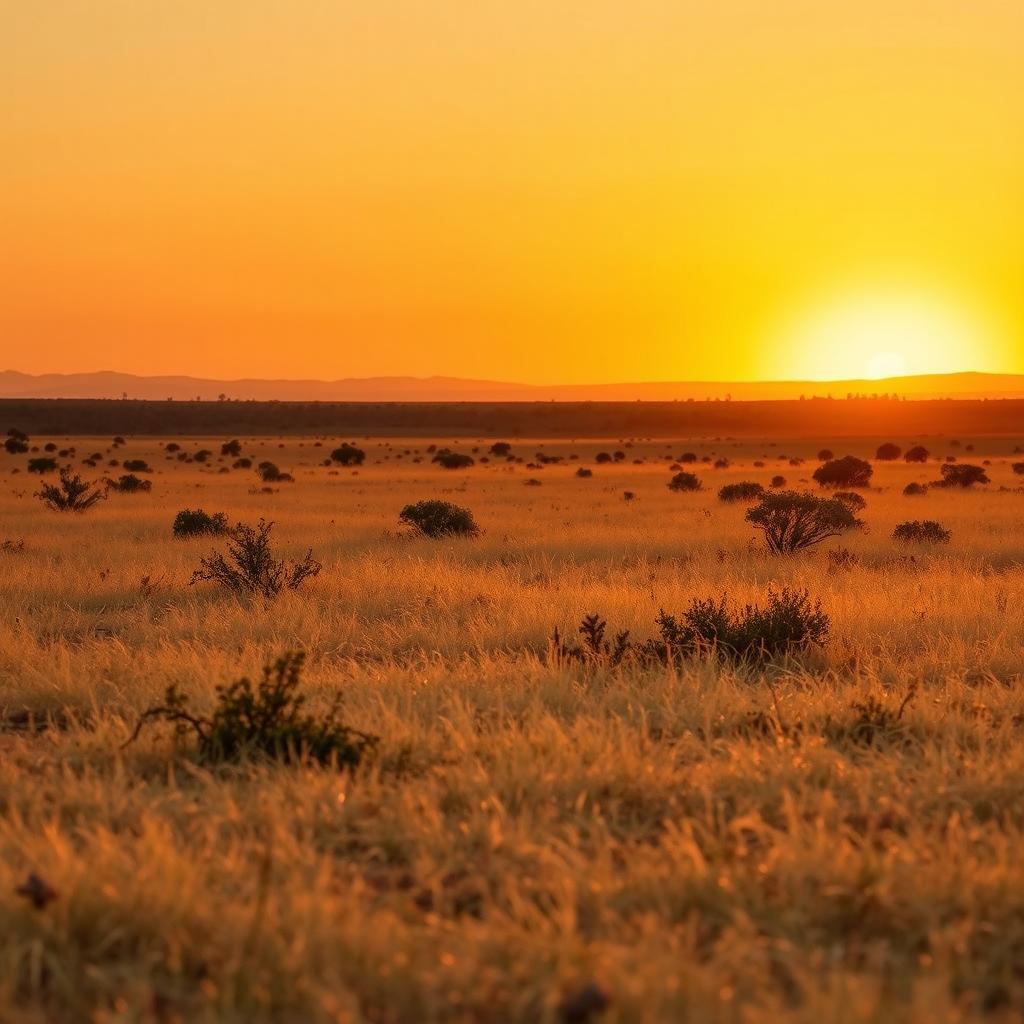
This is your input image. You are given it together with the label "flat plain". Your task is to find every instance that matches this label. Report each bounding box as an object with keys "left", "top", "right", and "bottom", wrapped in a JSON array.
[{"left": 3, "top": 432, "right": 1024, "bottom": 1023}]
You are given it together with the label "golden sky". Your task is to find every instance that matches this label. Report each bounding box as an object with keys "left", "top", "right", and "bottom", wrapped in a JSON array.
[{"left": 2, "top": 1, "right": 1022, "bottom": 383}]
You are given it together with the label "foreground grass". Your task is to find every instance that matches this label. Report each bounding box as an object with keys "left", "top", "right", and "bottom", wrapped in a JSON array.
[{"left": 2, "top": 434, "right": 1024, "bottom": 1022}]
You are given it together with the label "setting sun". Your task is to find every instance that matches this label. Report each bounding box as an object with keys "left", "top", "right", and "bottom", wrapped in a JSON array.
[{"left": 774, "top": 287, "right": 1003, "bottom": 382}]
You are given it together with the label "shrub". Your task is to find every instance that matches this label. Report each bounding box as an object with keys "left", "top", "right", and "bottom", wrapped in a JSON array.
[
  {"left": 770, "top": 475, "right": 786, "bottom": 488},
  {"left": 667, "top": 471, "right": 701, "bottom": 492},
  {"left": 552, "top": 614, "right": 631, "bottom": 667},
  {"left": 745, "top": 490, "right": 862, "bottom": 554},
  {"left": 173, "top": 509, "right": 230, "bottom": 538},
  {"left": 125, "top": 652, "right": 377, "bottom": 767},
  {"left": 107, "top": 474, "right": 152, "bottom": 493},
  {"left": 490, "top": 442, "right": 511, "bottom": 456},
  {"left": 812, "top": 455, "right": 873, "bottom": 488},
  {"left": 4, "top": 437, "right": 28, "bottom": 455},
  {"left": 904, "top": 445, "right": 929, "bottom": 463},
  {"left": 43, "top": 442, "right": 57, "bottom": 452},
  {"left": 190, "top": 519, "right": 321, "bottom": 599},
  {"left": 875, "top": 443, "right": 901, "bottom": 461},
  {"left": 433, "top": 452, "right": 475, "bottom": 469},
  {"left": 933, "top": 464, "right": 989, "bottom": 488},
  {"left": 193, "top": 449, "right": 213, "bottom": 463},
  {"left": 36, "top": 470, "right": 105, "bottom": 512},
  {"left": 576, "top": 467, "right": 593, "bottom": 478},
  {"left": 718, "top": 481, "right": 764, "bottom": 503},
  {"left": 257, "top": 461, "right": 293, "bottom": 483},
  {"left": 523, "top": 478, "right": 542, "bottom": 486},
  {"left": 649, "top": 588, "right": 828, "bottom": 661},
  {"left": 713, "top": 458, "right": 730, "bottom": 469},
  {"left": 221, "top": 439, "right": 242, "bottom": 457},
  {"left": 122, "top": 459, "right": 150, "bottom": 473},
  {"left": 399, "top": 500, "right": 479, "bottom": 538},
  {"left": 833, "top": 491, "right": 867, "bottom": 512},
  {"left": 893, "top": 520, "right": 951, "bottom": 544},
  {"left": 232, "top": 457, "right": 252, "bottom": 469},
  {"left": 331, "top": 443, "right": 365, "bottom": 466},
  {"left": 595, "top": 452, "right": 612, "bottom": 464},
  {"left": 27, "top": 457, "right": 58, "bottom": 474},
  {"left": 903, "top": 482, "right": 928, "bottom": 496},
  {"left": 817, "top": 449, "right": 834, "bottom": 462},
  {"left": 678, "top": 452, "right": 698, "bottom": 463},
  {"left": 623, "top": 490, "right": 635, "bottom": 501}
]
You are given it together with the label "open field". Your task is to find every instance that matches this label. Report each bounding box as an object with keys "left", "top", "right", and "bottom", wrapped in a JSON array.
[{"left": 4, "top": 432, "right": 1024, "bottom": 1022}]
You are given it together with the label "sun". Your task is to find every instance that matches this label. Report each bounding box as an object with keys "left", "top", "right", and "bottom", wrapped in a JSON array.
[{"left": 773, "top": 286, "right": 1001, "bottom": 381}]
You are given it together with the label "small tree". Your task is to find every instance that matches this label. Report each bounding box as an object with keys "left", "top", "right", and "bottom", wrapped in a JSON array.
[
  {"left": 875, "top": 443, "right": 901, "bottom": 461},
  {"left": 331, "top": 443, "right": 365, "bottom": 466},
  {"left": 904, "top": 445, "right": 929, "bottom": 463},
  {"left": 37, "top": 470, "right": 105, "bottom": 512},
  {"left": 746, "top": 490, "right": 862, "bottom": 554},
  {"left": 812, "top": 455, "right": 873, "bottom": 489},
  {"left": 833, "top": 491, "right": 867, "bottom": 512},
  {"left": 718, "top": 481, "right": 764, "bottom": 503},
  {"left": 934, "top": 464, "right": 989, "bottom": 488},
  {"left": 668, "top": 471, "right": 701, "bottom": 492},
  {"left": 399, "top": 500, "right": 479, "bottom": 538},
  {"left": 190, "top": 520, "right": 321, "bottom": 599}
]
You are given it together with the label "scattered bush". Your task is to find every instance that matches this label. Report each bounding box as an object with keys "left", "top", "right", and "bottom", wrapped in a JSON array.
[
  {"left": 399, "top": 500, "right": 479, "bottom": 538},
  {"left": 433, "top": 452, "right": 475, "bottom": 470},
  {"left": 812, "top": 455, "right": 873, "bottom": 488},
  {"left": 553, "top": 614, "right": 630, "bottom": 667},
  {"left": 817, "top": 449, "right": 834, "bottom": 462},
  {"left": 193, "top": 449, "right": 213, "bottom": 463},
  {"left": 770, "top": 475, "right": 786, "bottom": 488},
  {"left": 904, "top": 445, "right": 929, "bottom": 463},
  {"left": 833, "top": 491, "right": 867, "bottom": 512},
  {"left": 190, "top": 519, "right": 321, "bottom": 599},
  {"left": 122, "top": 459, "right": 151, "bottom": 473},
  {"left": 257, "top": 461, "right": 293, "bottom": 483},
  {"left": 667, "top": 471, "right": 701, "bottom": 492},
  {"left": 595, "top": 452, "right": 612, "bottom": 464},
  {"left": 36, "top": 470, "right": 105, "bottom": 512},
  {"left": 232, "top": 457, "right": 253, "bottom": 469},
  {"left": 125, "top": 651, "right": 377, "bottom": 767},
  {"left": 490, "top": 442, "right": 511, "bottom": 456},
  {"left": 27, "top": 457, "right": 58, "bottom": 474},
  {"left": 576, "top": 467, "right": 593, "bottom": 478},
  {"left": 1013, "top": 462, "right": 1024, "bottom": 476},
  {"left": 107, "top": 474, "right": 152, "bottom": 493},
  {"left": 746, "top": 490, "right": 862, "bottom": 554},
  {"left": 903, "top": 482, "right": 928, "bottom": 496},
  {"left": 623, "top": 490, "right": 635, "bottom": 501},
  {"left": 678, "top": 452, "right": 698, "bottom": 463},
  {"left": 933, "top": 464, "right": 989, "bottom": 489},
  {"left": 220, "top": 439, "right": 242, "bottom": 457},
  {"left": 173, "top": 509, "right": 230, "bottom": 538},
  {"left": 718, "top": 481, "right": 764, "bottom": 503},
  {"left": 875, "top": 443, "right": 901, "bottom": 461},
  {"left": 4, "top": 436, "right": 29, "bottom": 455},
  {"left": 331, "top": 443, "right": 366, "bottom": 466},
  {"left": 892, "top": 520, "right": 951, "bottom": 544}
]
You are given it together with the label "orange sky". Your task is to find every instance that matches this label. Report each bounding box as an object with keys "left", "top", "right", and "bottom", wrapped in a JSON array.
[{"left": 2, "top": 1, "right": 1022, "bottom": 383}]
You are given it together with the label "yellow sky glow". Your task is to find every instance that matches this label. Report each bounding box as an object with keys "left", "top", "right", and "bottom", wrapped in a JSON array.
[{"left": 1, "top": 1, "right": 1022, "bottom": 383}]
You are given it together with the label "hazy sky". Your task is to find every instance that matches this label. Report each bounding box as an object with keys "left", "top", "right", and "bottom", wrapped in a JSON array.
[{"left": 3, "top": 1, "right": 1022, "bottom": 382}]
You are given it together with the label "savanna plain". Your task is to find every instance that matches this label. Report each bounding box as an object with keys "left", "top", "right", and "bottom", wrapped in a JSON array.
[{"left": 4, "top": 430, "right": 1024, "bottom": 1024}]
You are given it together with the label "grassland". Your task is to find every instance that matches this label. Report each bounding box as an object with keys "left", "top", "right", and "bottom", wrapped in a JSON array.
[{"left": 3, "top": 433, "right": 1024, "bottom": 1022}]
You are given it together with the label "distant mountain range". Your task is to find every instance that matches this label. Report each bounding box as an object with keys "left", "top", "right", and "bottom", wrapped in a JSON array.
[{"left": 2, "top": 369, "right": 1023, "bottom": 402}]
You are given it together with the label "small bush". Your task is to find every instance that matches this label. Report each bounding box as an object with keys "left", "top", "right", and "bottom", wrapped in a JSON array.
[
  {"left": 875, "top": 443, "right": 901, "bottom": 461},
  {"left": 595, "top": 452, "right": 612, "bottom": 464},
  {"left": 812, "top": 455, "right": 873, "bottom": 488},
  {"left": 905, "top": 445, "right": 929, "bottom": 463},
  {"left": 718, "top": 481, "right": 764, "bottom": 503},
  {"left": 125, "top": 652, "right": 377, "bottom": 767},
  {"left": 232, "top": 457, "right": 252, "bottom": 469},
  {"left": 746, "top": 490, "right": 862, "bottom": 554},
  {"left": 770, "top": 475, "right": 786, "bottom": 488},
  {"left": 221, "top": 439, "right": 242, "bottom": 457},
  {"left": 678, "top": 452, "right": 698, "bottom": 463},
  {"left": 892, "top": 520, "right": 951, "bottom": 544},
  {"left": 190, "top": 519, "right": 321, "bottom": 599},
  {"left": 903, "top": 482, "right": 928, "bottom": 496},
  {"left": 1013, "top": 462, "right": 1024, "bottom": 476},
  {"left": 4, "top": 437, "right": 29, "bottom": 455},
  {"left": 667, "top": 471, "right": 701, "bottom": 492},
  {"left": 552, "top": 614, "right": 631, "bottom": 667},
  {"left": 36, "top": 471, "right": 105, "bottom": 513},
  {"left": 27, "top": 457, "right": 58, "bottom": 474},
  {"left": 173, "top": 509, "right": 230, "bottom": 538},
  {"left": 933, "top": 464, "right": 989, "bottom": 489},
  {"left": 399, "top": 500, "right": 479, "bottom": 538},
  {"left": 833, "top": 491, "right": 867, "bottom": 512},
  {"left": 489, "top": 441, "right": 511, "bottom": 456},
  {"left": 257, "top": 461, "right": 293, "bottom": 483},
  {"left": 107, "top": 474, "right": 152, "bottom": 493},
  {"left": 817, "top": 449, "right": 834, "bottom": 462},
  {"left": 193, "top": 449, "right": 213, "bottom": 463},
  {"left": 122, "top": 459, "right": 151, "bottom": 473},
  {"left": 433, "top": 452, "right": 475, "bottom": 469},
  {"left": 576, "top": 467, "right": 593, "bottom": 478},
  {"left": 331, "top": 443, "right": 366, "bottom": 466}
]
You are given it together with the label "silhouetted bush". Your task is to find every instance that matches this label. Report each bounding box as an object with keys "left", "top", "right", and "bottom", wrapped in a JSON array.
[
  {"left": 173, "top": 509, "right": 230, "bottom": 538},
  {"left": 812, "top": 455, "right": 873, "bottom": 488},
  {"left": 107, "top": 474, "right": 152, "bottom": 493},
  {"left": 876, "top": 443, "right": 901, "bottom": 461},
  {"left": 36, "top": 470, "right": 105, "bottom": 512},
  {"left": 221, "top": 439, "right": 242, "bottom": 457},
  {"left": 576, "top": 467, "right": 593, "bottom": 478},
  {"left": 833, "top": 491, "right": 867, "bottom": 512},
  {"left": 933, "top": 464, "right": 989, "bottom": 488},
  {"left": 489, "top": 442, "right": 511, "bottom": 456},
  {"left": 718, "top": 481, "right": 764, "bottom": 503},
  {"left": 433, "top": 452, "right": 475, "bottom": 469},
  {"left": 770, "top": 475, "right": 786, "bottom": 488},
  {"left": 903, "top": 482, "right": 928, "bottom": 496},
  {"left": 678, "top": 452, "right": 698, "bottom": 463},
  {"left": 193, "top": 449, "right": 213, "bottom": 463},
  {"left": 893, "top": 520, "right": 951, "bottom": 544},
  {"left": 595, "top": 452, "right": 612, "bottom": 464},
  {"left": 817, "top": 449, "right": 834, "bottom": 462},
  {"left": 331, "top": 443, "right": 365, "bottom": 466},
  {"left": 27, "top": 457, "right": 58, "bottom": 474},
  {"left": 399, "top": 500, "right": 479, "bottom": 538},
  {"left": 257, "top": 461, "right": 293, "bottom": 483},
  {"left": 4, "top": 437, "right": 28, "bottom": 455},
  {"left": 126, "top": 652, "right": 377, "bottom": 767},
  {"left": 746, "top": 490, "right": 862, "bottom": 554},
  {"left": 190, "top": 519, "right": 321, "bottom": 599},
  {"left": 667, "top": 471, "right": 701, "bottom": 492},
  {"left": 232, "top": 457, "right": 252, "bottom": 469},
  {"left": 122, "top": 459, "right": 150, "bottom": 473},
  {"left": 904, "top": 445, "right": 929, "bottom": 463}
]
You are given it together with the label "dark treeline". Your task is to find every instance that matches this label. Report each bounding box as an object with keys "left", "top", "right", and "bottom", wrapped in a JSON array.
[{"left": 2, "top": 397, "right": 1024, "bottom": 438}]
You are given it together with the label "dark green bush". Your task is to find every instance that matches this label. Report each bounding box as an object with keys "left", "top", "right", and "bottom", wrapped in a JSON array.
[
  {"left": 125, "top": 652, "right": 377, "bottom": 767},
  {"left": 892, "top": 520, "right": 951, "bottom": 544},
  {"left": 399, "top": 500, "right": 479, "bottom": 538},
  {"left": 746, "top": 490, "right": 862, "bottom": 554},
  {"left": 718, "top": 481, "right": 764, "bottom": 503},
  {"left": 173, "top": 509, "right": 230, "bottom": 538},
  {"left": 812, "top": 455, "right": 873, "bottom": 488}
]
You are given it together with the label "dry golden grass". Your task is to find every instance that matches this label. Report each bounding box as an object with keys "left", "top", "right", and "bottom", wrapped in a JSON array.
[{"left": 3, "top": 433, "right": 1024, "bottom": 1022}]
